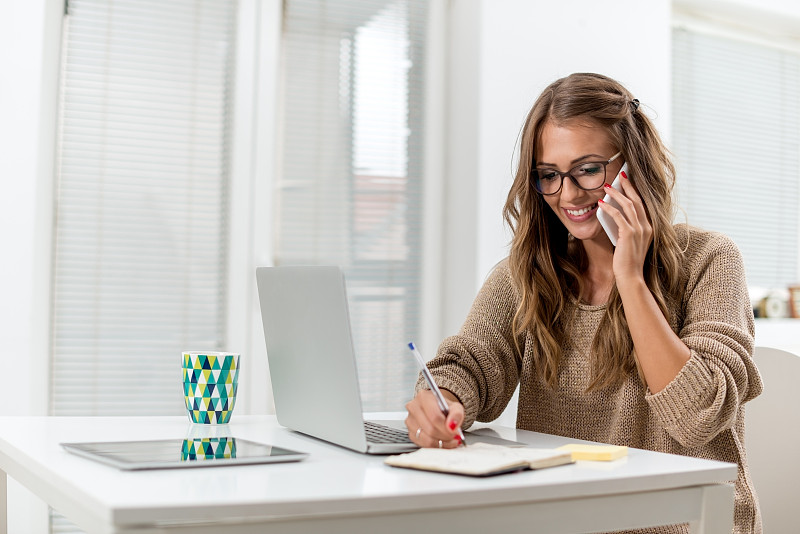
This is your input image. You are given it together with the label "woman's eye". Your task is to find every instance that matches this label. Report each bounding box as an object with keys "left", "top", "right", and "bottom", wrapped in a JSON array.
[
  {"left": 576, "top": 163, "right": 603, "bottom": 176},
  {"left": 538, "top": 170, "right": 558, "bottom": 181}
]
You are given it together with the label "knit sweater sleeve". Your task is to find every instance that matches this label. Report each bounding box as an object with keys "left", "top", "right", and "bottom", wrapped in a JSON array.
[
  {"left": 645, "top": 229, "right": 763, "bottom": 448},
  {"left": 416, "top": 261, "right": 522, "bottom": 429}
]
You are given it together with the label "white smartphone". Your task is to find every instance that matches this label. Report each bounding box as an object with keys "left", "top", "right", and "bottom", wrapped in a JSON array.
[{"left": 596, "top": 162, "right": 628, "bottom": 246}]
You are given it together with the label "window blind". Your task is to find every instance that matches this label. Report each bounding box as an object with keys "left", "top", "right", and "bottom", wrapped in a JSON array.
[
  {"left": 672, "top": 27, "right": 800, "bottom": 288},
  {"left": 279, "top": 0, "right": 428, "bottom": 411},
  {"left": 50, "top": 0, "right": 237, "bottom": 419}
]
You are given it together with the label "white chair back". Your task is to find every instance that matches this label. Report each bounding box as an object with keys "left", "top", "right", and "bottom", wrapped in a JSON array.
[{"left": 745, "top": 346, "right": 800, "bottom": 532}]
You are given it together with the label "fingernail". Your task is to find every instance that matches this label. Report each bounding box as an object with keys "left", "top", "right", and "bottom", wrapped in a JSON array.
[
  {"left": 448, "top": 420, "right": 457, "bottom": 431},
  {"left": 603, "top": 183, "right": 611, "bottom": 188},
  {"left": 598, "top": 199, "right": 605, "bottom": 204},
  {"left": 455, "top": 435, "right": 463, "bottom": 443},
  {"left": 621, "top": 171, "right": 628, "bottom": 179}
]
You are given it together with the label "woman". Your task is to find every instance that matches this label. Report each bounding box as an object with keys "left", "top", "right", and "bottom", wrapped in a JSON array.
[{"left": 405, "top": 73, "right": 762, "bottom": 534}]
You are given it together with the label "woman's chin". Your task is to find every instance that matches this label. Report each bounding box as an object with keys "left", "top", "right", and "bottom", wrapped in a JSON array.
[{"left": 568, "top": 224, "right": 611, "bottom": 244}]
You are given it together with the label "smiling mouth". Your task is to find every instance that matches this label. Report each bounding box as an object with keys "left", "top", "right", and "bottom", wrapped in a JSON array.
[{"left": 565, "top": 203, "right": 598, "bottom": 217}]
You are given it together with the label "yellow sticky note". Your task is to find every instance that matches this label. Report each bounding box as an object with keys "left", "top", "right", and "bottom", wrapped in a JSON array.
[{"left": 556, "top": 444, "right": 628, "bottom": 461}]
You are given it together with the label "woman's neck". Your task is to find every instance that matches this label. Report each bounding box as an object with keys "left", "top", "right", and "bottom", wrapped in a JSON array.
[{"left": 579, "top": 238, "right": 615, "bottom": 305}]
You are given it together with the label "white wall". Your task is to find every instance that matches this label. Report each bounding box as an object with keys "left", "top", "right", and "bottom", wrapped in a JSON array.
[
  {"left": 0, "top": 0, "right": 59, "bottom": 418},
  {"left": 442, "top": 0, "right": 673, "bottom": 335},
  {"left": 0, "top": 0, "right": 62, "bottom": 530}
]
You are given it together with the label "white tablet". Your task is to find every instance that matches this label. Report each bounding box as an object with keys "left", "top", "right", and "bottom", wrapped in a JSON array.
[{"left": 61, "top": 437, "right": 308, "bottom": 470}]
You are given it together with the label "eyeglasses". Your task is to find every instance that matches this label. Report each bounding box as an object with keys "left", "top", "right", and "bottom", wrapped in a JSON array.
[{"left": 532, "top": 151, "right": 622, "bottom": 195}]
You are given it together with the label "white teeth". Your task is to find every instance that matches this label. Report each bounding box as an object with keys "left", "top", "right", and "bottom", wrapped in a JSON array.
[{"left": 566, "top": 203, "right": 597, "bottom": 216}]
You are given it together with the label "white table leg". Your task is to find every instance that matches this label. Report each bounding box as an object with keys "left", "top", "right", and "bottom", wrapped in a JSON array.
[
  {"left": 0, "top": 470, "right": 7, "bottom": 534},
  {"left": 689, "top": 483, "right": 734, "bottom": 534}
]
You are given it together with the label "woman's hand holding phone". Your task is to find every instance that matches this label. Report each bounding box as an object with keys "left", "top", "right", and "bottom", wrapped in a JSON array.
[{"left": 597, "top": 165, "right": 653, "bottom": 284}]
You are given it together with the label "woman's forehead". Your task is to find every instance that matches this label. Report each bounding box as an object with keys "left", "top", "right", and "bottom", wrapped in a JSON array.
[{"left": 536, "top": 120, "right": 614, "bottom": 162}]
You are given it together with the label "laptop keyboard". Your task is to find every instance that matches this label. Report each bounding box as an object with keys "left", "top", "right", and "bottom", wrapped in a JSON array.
[{"left": 364, "top": 421, "right": 413, "bottom": 444}]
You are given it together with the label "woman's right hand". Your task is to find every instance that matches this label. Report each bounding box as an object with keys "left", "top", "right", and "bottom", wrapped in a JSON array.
[{"left": 405, "top": 389, "right": 465, "bottom": 449}]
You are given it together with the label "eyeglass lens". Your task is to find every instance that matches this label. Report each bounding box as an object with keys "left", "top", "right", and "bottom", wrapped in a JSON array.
[{"left": 534, "top": 161, "right": 608, "bottom": 195}]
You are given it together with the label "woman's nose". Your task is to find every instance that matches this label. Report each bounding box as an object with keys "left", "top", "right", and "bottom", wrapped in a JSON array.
[{"left": 560, "top": 175, "right": 581, "bottom": 197}]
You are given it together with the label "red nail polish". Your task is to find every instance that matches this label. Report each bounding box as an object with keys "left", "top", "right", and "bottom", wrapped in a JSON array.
[
  {"left": 603, "top": 183, "right": 611, "bottom": 188},
  {"left": 455, "top": 435, "right": 463, "bottom": 443},
  {"left": 448, "top": 420, "right": 457, "bottom": 431},
  {"left": 621, "top": 171, "right": 628, "bottom": 179},
  {"left": 598, "top": 199, "right": 605, "bottom": 204}
]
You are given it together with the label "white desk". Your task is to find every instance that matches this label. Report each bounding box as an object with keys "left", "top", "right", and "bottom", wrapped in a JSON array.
[{"left": 0, "top": 415, "right": 736, "bottom": 534}]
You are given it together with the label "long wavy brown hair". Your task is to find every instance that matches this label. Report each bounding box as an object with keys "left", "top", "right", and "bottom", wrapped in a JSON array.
[{"left": 503, "top": 73, "right": 684, "bottom": 391}]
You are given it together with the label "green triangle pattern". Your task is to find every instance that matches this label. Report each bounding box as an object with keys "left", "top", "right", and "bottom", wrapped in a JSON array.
[
  {"left": 182, "top": 354, "right": 239, "bottom": 424},
  {"left": 181, "top": 438, "right": 237, "bottom": 461}
]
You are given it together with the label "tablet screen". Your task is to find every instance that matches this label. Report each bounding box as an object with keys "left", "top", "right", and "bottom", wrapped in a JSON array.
[{"left": 61, "top": 437, "right": 308, "bottom": 470}]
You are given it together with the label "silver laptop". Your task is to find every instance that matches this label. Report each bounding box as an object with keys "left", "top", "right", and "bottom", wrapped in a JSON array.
[{"left": 256, "top": 265, "right": 418, "bottom": 454}]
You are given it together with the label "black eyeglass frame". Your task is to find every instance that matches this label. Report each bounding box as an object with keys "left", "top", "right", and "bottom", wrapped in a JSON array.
[{"left": 531, "top": 151, "right": 623, "bottom": 196}]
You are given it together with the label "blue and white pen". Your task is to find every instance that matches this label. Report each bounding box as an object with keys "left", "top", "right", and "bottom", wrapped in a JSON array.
[{"left": 408, "top": 342, "right": 466, "bottom": 446}]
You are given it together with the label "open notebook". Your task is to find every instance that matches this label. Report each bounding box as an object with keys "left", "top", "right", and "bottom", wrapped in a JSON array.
[{"left": 385, "top": 442, "right": 574, "bottom": 476}]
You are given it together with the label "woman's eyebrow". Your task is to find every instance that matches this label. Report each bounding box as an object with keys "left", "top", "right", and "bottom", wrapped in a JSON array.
[{"left": 536, "top": 154, "right": 605, "bottom": 167}]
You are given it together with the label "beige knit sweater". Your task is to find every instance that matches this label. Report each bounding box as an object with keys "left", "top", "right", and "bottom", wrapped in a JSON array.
[{"left": 423, "top": 225, "right": 763, "bottom": 534}]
